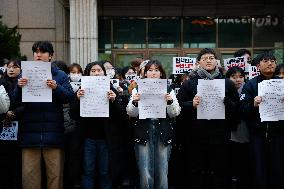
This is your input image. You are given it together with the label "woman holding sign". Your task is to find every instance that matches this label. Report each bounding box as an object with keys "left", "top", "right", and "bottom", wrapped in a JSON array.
[
  {"left": 126, "top": 60, "right": 181, "bottom": 189},
  {"left": 0, "top": 58, "right": 22, "bottom": 189},
  {"left": 71, "top": 61, "right": 123, "bottom": 189}
]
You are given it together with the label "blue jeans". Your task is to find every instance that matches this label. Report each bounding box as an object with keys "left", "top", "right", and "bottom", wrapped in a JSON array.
[
  {"left": 135, "top": 122, "right": 172, "bottom": 189},
  {"left": 82, "top": 138, "right": 111, "bottom": 189}
]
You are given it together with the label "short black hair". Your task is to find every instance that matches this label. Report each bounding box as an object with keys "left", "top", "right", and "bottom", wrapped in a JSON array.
[
  {"left": 255, "top": 51, "right": 276, "bottom": 65},
  {"left": 197, "top": 48, "right": 217, "bottom": 61},
  {"left": 226, "top": 66, "right": 245, "bottom": 78},
  {"left": 32, "top": 41, "right": 54, "bottom": 56},
  {"left": 234, "top": 49, "right": 251, "bottom": 58},
  {"left": 7, "top": 58, "right": 21, "bottom": 68}
]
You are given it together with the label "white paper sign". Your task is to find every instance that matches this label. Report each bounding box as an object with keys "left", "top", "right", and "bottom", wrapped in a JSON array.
[
  {"left": 21, "top": 61, "right": 52, "bottom": 102},
  {"left": 173, "top": 57, "right": 196, "bottom": 74},
  {"left": 80, "top": 76, "right": 110, "bottom": 117},
  {"left": 137, "top": 78, "right": 167, "bottom": 119},
  {"left": 197, "top": 79, "right": 225, "bottom": 119},
  {"left": 258, "top": 79, "right": 284, "bottom": 122},
  {"left": 0, "top": 121, "right": 18, "bottom": 140}
]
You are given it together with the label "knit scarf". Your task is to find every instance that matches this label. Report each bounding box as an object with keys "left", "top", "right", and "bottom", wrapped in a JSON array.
[{"left": 196, "top": 67, "right": 220, "bottom": 80}]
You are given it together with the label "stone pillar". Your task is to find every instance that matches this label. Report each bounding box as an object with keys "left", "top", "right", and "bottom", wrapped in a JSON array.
[{"left": 70, "top": 0, "right": 98, "bottom": 69}]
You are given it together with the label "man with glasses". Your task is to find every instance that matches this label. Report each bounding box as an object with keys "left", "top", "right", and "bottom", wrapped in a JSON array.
[
  {"left": 177, "top": 48, "right": 239, "bottom": 189},
  {"left": 240, "top": 51, "right": 284, "bottom": 189}
]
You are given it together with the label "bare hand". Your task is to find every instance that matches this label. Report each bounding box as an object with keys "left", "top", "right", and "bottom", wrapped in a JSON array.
[
  {"left": 193, "top": 96, "right": 200, "bottom": 108},
  {"left": 46, "top": 79, "right": 57, "bottom": 90},
  {"left": 165, "top": 93, "right": 173, "bottom": 103},
  {"left": 18, "top": 78, "right": 28, "bottom": 88},
  {"left": 108, "top": 90, "right": 116, "bottom": 101},
  {"left": 6, "top": 111, "right": 15, "bottom": 120},
  {"left": 77, "top": 89, "right": 85, "bottom": 99},
  {"left": 132, "top": 93, "right": 140, "bottom": 102},
  {"left": 254, "top": 96, "right": 262, "bottom": 107}
]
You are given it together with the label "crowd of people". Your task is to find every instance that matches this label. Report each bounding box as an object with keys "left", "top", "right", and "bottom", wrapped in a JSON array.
[{"left": 0, "top": 40, "right": 284, "bottom": 189}]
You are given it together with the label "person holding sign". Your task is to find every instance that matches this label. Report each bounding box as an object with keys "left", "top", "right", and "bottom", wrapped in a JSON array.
[
  {"left": 177, "top": 48, "right": 239, "bottom": 189},
  {"left": 0, "top": 58, "right": 21, "bottom": 189},
  {"left": 226, "top": 67, "right": 251, "bottom": 189},
  {"left": 14, "top": 41, "right": 74, "bottom": 189},
  {"left": 240, "top": 51, "right": 284, "bottom": 189},
  {"left": 126, "top": 60, "right": 181, "bottom": 189},
  {"left": 72, "top": 61, "right": 123, "bottom": 189}
]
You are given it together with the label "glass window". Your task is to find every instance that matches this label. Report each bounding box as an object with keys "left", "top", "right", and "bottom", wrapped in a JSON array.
[
  {"left": 183, "top": 17, "right": 216, "bottom": 48},
  {"left": 218, "top": 17, "right": 252, "bottom": 48},
  {"left": 98, "top": 50, "right": 112, "bottom": 62},
  {"left": 253, "top": 17, "right": 284, "bottom": 48},
  {"left": 115, "top": 53, "right": 144, "bottom": 68},
  {"left": 113, "top": 19, "right": 146, "bottom": 49},
  {"left": 98, "top": 18, "right": 111, "bottom": 49},
  {"left": 148, "top": 19, "right": 180, "bottom": 48},
  {"left": 253, "top": 49, "right": 284, "bottom": 64},
  {"left": 150, "top": 53, "right": 179, "bottom": 77}
]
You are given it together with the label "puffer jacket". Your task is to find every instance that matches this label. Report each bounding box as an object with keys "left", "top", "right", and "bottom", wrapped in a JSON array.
[{"left": 13, "top": 66, "right": 74, "bottom": 148}]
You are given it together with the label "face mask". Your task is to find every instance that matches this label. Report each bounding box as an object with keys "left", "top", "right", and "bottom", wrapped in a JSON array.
[
  {"left": 69, "top": 73, "right": 82, "bottom": 82},
  {"left": 106, "top": 69, "right": 115, "bottom": 79},
  {"left": 125, "top": 74, "right": 137, "bottom": 81}
]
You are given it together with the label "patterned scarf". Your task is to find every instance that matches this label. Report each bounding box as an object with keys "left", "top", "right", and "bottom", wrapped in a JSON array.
[{"left": 196, "top": 67, "right": 220, "bottom": 80}]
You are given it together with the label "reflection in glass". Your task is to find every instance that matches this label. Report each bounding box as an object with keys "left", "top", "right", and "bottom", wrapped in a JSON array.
[
  {"left": 253, "top": 17, "right": 284, "bottom": 47},
  {"left": 183, "top": 17, "right": 216, "bottom": 48},
  {"left": 218, "top": 17, "right": 252, "bottom": 48},
  {"left": 148, "top": 19, "right": 180, "bottom": 48},
  {"left": 150, "top": 53, "right": 178, "bottom": 77},
  {"left": 98, "top": 18, "right": 111, "bottom": 49},
  {"left": 116, "top": 54, "right": 144, "bottom": 68},
  {"left": 113, "top": 19, "right": 146, "bottom": 49}
]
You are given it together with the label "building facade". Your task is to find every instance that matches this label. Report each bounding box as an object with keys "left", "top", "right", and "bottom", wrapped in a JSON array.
[{"left": 0, "top": 0, "right": 284, "bottom": 72}]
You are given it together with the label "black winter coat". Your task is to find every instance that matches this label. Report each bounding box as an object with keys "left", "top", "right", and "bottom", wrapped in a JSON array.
[
  {"left": 177, "top": 72, "right": 239, "bottom": 144},
  {"left": 13, "top": 67, "right": 74, "bottom": 148},
  {"left": 240, "top": 74, "right": 284, "bottom": 136}
]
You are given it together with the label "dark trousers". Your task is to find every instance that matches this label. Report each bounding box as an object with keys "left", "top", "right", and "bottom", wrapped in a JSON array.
[
  {"left": 0, "top": 144, "right": 21, "bottom": 189},
  {"left": 183, "top": 142, "right": 230, "bottom": 189},
  {"left": 250, "top": 134, "right": 284, "bottom": 189},
  {"left": 64, "top": 126, "right": 85, "bottom": 189},
  {"left": 229, "top": 141, "right": 251, "bottom": 189}
]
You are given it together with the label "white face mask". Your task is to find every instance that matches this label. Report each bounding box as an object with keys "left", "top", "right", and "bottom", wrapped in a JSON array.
[
  {"left": 106, "top": 69, "right": 115, "bottom": 79},
  {"left": 125, "top": 74, "right": 137, "bottom": 81},
  {"left": 69, "top": 73, "right": 82, "bottom": 82}
]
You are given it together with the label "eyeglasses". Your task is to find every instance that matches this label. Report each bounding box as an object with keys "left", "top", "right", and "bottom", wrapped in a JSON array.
[
  {"left": 200, "top": 56, "right": 215, "bottom": 61},
  {"left": 261, "top": 59, "right": 276, "bottom": 64}
]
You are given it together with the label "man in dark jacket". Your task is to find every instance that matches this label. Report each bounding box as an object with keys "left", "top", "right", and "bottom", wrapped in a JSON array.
[
  {"left": 240, "top": 51, "right": 284, "bottom": 189},
  {"left": 14, "top": 41, "right": 74, "bottom": 189},
  {"left": 177, "top": 48, "right": 239, "bottom": 189}
]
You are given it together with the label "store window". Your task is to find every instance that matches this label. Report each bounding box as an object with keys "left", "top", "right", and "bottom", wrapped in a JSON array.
[
  {"left": 183, "top": 17, "right": 216, "bottom": 48},
  {"left": 253, "top": 49, "right": 284, "bottom": 64},
  {"left": 253, "top": 16, "right": 284, "bottom": 48},
  {"left": 148, "top": 18, "right": 180, "bottom": 48},
  {"left": 218, "top": 17, "right": 252, "bottom": 48},
  {"left": 113, "top": 19, "right": 146, "bottom": 49},
  {"left": 98, "top": 18, "right": 111, "bottom": 50}
]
